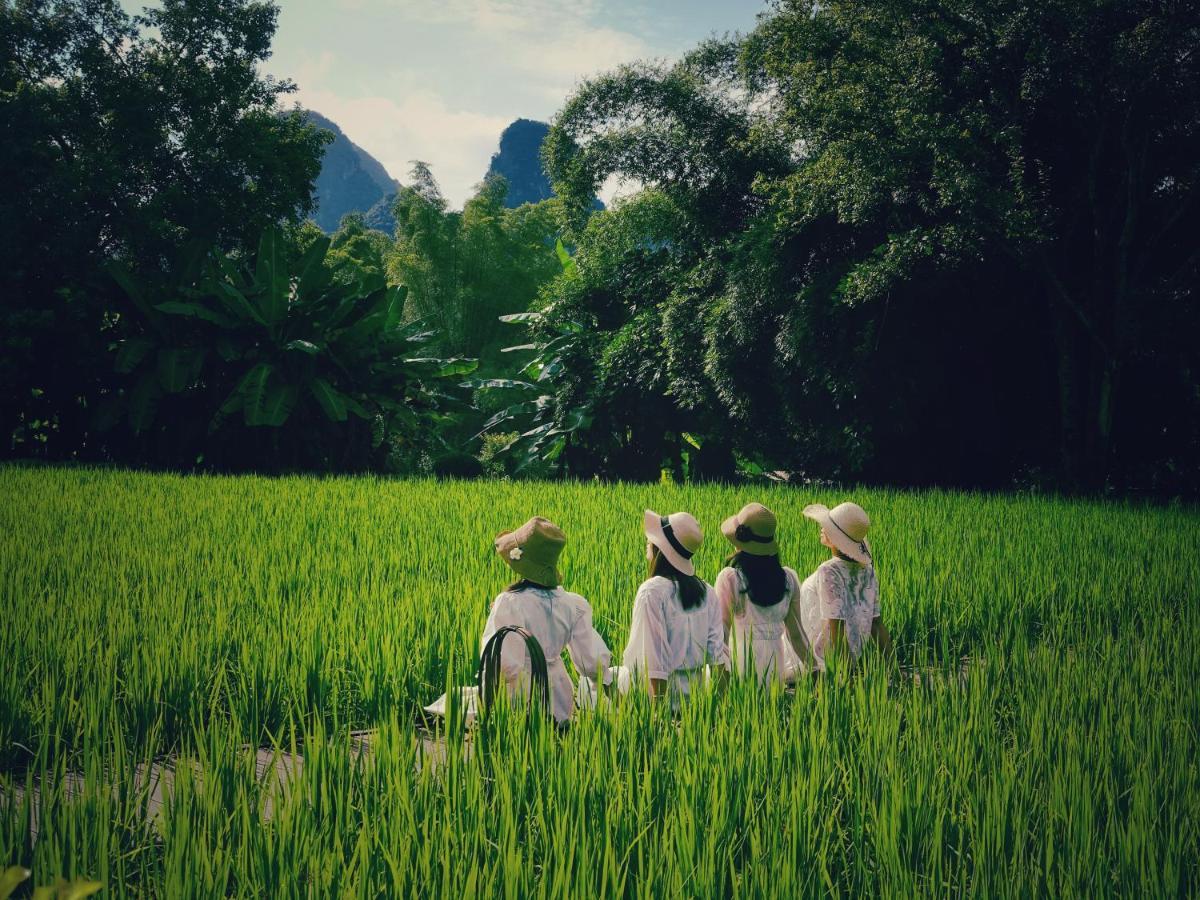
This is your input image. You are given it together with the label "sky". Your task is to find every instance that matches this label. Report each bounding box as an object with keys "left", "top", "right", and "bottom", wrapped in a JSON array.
[{"left": 123, "top": 0, "right": 768, "bottom": 208}]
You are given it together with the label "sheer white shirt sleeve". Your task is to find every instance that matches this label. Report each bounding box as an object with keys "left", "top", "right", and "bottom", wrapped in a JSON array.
[
  {"left": 625, "top": 581, "right": 670, "bottom": 681},
  {"left": 714, "top": 567, "right": 744, "bottom": 622},
  {"left": 567, "top": 598, "right": 614, "bottom": 685},
  {"left": 705, "top": 585, "right": 731, "bottom": 669}
]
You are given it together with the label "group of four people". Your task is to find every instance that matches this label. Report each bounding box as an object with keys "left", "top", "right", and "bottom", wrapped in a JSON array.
[{"left": 461, "top": 501, "right": 890, "bottom": 724}]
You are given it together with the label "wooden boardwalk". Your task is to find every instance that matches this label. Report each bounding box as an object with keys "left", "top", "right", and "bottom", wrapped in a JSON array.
[{"left": 1, "top": 729, "right": 459, "bottom": 842}]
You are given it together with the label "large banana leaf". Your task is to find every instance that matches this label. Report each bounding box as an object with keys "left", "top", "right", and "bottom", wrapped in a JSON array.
[
  {"left": 402, "top": 357, "right": 479, "bottom": 377},
  {"left": 257, "top": 383, "right": 299, "bottom": 427},
  {"left": 461, "top": 378, "right": 538, "bottom": 391},
  {"left": 498, "top": 312, "right": 544, "bottom": 324},
  {"left": 283, "top": 340, "right": 322, "bottom": 355},
  {"left": 296, "top": 234, "right": 332, "bottom": 297},
  {"left": 238, "top": 363, "right": 274, "bottom": 426},
  {"left": 236, "top": 363, "right": 299, "bottom": 427},
  {"left": 156, "top": 348, "right": 206, "bottom": 393},
  {"left": 210, "top": 372, "right": 250, "bottom": 433},
  {"left": 382, "top": 284, "right": 407, "bottom": 332},
  {"left": 473, "top": 398, "right": 548, "bottom": 438},
  {"left": 114, "top": 337, "right": 155, "bottom": 374},
  {"left": 335, "top": 285, "right": 405, "bottom": 348},
  {"left": 214, "top": 282, "right": 266, "bottom": 326},
  {"left": 309, "top": 377, "right": 348, "bottom": 422},
  {"left": 128, "top": 372, "right": 162, "bottom": 434},
  {"left": 155, "top": 301, "right": 232, "bottom": 328},
  {"left": 253, "top": 226, "right": 290, "bottom": 326},
  {"left": 554, "top": 238, "right": 577, "bottom": 276}
]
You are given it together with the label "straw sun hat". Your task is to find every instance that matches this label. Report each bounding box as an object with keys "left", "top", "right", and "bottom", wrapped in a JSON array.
[
  {"left": 495, "top": 516, "right": 565, "bottom": 586},
  {"left": 643, "top": 509, "right": 703, "bottom": 576},
  {"left": 803, "top": 501, "right": 873, "bottom": 565},
  {"left": 720, "top": 502, "right": 780, "bottom": 556}
]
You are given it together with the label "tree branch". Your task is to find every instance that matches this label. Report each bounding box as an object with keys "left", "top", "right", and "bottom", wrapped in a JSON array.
[{"left": 1037, "top": 248, "right": 1112, "bottom": 359}]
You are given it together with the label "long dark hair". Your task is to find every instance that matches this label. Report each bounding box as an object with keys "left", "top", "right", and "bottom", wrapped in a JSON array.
[
  {"left": 648, "top": 546, "right": 707, "bottom": 610},
  {"left": 729, "top": 551, "right": 787, "bottom": 607}
]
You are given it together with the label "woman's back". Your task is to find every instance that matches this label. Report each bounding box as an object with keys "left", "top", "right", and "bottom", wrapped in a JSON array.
[
  {"left": 485, "top": 586, "right": 585, "bottom": 656},
  {"left": 796, "top": 558, "right": 880, "bottom": 668},
  {"left": 623, "top": 576, "right": 726, "bottom": 689},
  {"left": 482, "top": 586, "right": 611, "bottom": 721},
  {"left": 716, "top": 565, "right": 799, "bottom": 682}
]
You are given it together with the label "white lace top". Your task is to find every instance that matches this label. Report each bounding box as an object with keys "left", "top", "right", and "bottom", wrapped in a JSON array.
[{"left": 791, "top": 557, "right": 881, "bottom": 671}]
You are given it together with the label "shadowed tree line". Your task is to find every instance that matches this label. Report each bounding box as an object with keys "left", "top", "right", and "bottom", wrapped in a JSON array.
[
  {"left": 2, "top": 0, "right": 1197, "bottom": 492},
  {"left": 502, "top": 0, "right": 1198, "bottom": 493}
]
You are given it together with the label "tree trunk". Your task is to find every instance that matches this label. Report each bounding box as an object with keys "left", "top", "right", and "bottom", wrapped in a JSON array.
[
  {"left": 1051, "top": 302, "right": 1085, "bottom": 491},
  {"left": 1048, "top": 295, "right": 1120, "bottom": 493},
  {"left": 1083, "top": 355, "right": 1119, "bottom": 492}
]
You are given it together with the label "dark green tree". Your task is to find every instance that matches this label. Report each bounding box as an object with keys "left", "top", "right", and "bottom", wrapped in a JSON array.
[
  {"left": 104, "top": 226, "right": 476, "bottom": 471},
  {"left": 535, "top": 45, "right": 792, "bottom": 480},
  {"left": 388, "top": 165, "right": 562, "bottom": 370},
  {"left": 535, "top": 1, "right": 1200, "bottom": 491},
  {"left": 0, "top": 0, "right": 328, "bottom": 460},
  {"left": 747, "top": 0, "right": 1200, "bottom": 490},
  {"left": 327, "top": 213, "right": 392, "bottom": 284}
]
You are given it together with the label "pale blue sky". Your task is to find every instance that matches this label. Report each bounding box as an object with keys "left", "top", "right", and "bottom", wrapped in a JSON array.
[{"left": 122, "top": 0, "right": 768, "bottom": 207}]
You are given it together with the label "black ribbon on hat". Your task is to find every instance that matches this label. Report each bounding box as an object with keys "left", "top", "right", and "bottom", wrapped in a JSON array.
[
  {"left": 660, "top": 515, "right": 694, "bottom": 560},
  {"left": 734, "top": 523, "right": 774, "bottom": 544},
  {"left": 828, "top": 513, "right": 871, "bottom": 561}
]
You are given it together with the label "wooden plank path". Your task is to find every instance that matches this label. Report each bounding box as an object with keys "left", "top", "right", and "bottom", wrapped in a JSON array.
[
  {"left": 1, "top": 729, "right": 461, "bottom": 843},
  {"left": 1, "top": 658, "right": 977, "bottom": 841}
]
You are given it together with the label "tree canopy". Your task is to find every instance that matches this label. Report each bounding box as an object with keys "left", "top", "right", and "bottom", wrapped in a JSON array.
[
  {"left": 524, "top": 0, "right": 1200, "bottom": 491},
  {"left": 1, "top": 0, "right": 327, "bottom": 460},
  {"left": 4, "top": 0, "right": 1197, "bottom": 492}
]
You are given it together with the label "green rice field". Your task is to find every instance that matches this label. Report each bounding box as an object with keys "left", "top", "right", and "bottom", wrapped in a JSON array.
[{"left": 1, "top": 465, "right": 1197, "bottom": 896}]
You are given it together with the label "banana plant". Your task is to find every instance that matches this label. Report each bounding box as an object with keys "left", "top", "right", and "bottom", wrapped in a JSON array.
[
  {"left": 470, "top": 240, "right": 593, "bottom": 472},
  {"left": 106, "top": 226, "right": 476, "bottom": 465}
]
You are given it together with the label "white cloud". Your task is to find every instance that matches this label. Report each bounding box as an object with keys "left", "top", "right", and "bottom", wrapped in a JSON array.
[
  {"left": 280, "top": 0, "right": 666, "bottom": 209},
  {"left": 388, "top": 0, "right": 654, "bottom": 83},
  {"left": 292, "top": 49, "right": 335, "bottom": 84},
  {"left": 292, "top": 86, "right": 511, "bottom": 208},
  {"left": 598, "top": 172, "right": 646, "bottom": 207}
]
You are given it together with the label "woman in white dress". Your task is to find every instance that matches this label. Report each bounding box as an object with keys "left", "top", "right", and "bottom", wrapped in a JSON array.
[
  {"left": 477, "top": 516, "right": 614, "bottom": 724},
  {"left": 781, "top": 502, "right": 893, "bottom": 677},
  {"left": 714, "top": 503, "right": 816, "bottom": 684},
  {"left": 621, "top": 510, "right": 730, "bottom": 705}
]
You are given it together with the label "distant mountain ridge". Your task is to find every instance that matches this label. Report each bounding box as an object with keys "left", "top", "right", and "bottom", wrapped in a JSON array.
[
  {"left": 305, "top": 110, "right": 398, "bottom": 233},
  {"left": 303, "top": 113, "right": 599, "bottom": 235},
  {"left": 485, "top": 119, "right": 555, "bottom": 207}
]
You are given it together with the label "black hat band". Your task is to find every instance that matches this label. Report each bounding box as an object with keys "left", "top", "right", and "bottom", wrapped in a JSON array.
[
  {"left": 660, "top": 516, "right": 694, "bottom": 560},
  {"left": 734, "top": 523, "right": 774, "bottom": 543}
]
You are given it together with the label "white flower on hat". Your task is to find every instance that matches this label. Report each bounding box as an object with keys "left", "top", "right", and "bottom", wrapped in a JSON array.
[{"left": 509, "top": 547, "right": 523, "bottom": 561}]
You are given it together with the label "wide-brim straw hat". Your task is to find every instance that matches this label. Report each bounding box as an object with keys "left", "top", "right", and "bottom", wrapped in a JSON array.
[
  {"left": 495, "top": 516, "right": 565, "bottom": 586},
  {"left": 720, "top": 502, "right": 780, "bottom": 556},
  {"left": 803, "top": 501, "right": 873, "bottom": 566},
  {"left": 643, "top": 509, "right": 702, "bottom": 576}
]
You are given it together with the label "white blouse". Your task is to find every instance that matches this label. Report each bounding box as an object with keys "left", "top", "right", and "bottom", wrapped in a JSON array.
[
  {"left": 714, "top": 565, "right": 802, "bottom": 683},
  {"left": 782, "top": 558, "right": 881, "bottom": 674},
  {"left": 622, "top": 576, "right": 730, "bottom": 701},
  {"left": 480, "top": 586, "right": 613, "bottom": 723}
]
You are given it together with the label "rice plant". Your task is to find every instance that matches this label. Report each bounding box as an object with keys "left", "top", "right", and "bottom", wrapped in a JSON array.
[{"left": 0, "top": 466, "right": 1196, "bottom": 896}]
